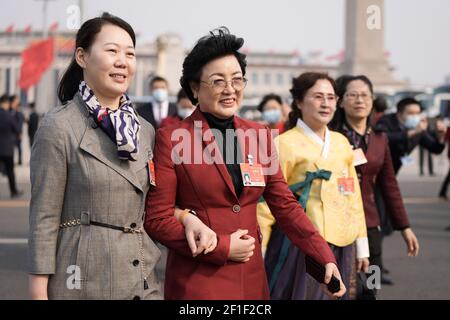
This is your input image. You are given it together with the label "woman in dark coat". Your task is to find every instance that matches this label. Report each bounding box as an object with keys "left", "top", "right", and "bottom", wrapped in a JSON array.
[{"left": 330, "top": 75, "right": 420, "bottom": 289}]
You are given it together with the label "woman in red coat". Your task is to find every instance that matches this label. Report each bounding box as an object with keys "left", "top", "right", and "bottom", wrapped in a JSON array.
[
  {"left": 330, "top": 75, "right": 419, "bottom": 296},
  {"left": 144, "top": 28, "right": 346, "bottom": 300}
]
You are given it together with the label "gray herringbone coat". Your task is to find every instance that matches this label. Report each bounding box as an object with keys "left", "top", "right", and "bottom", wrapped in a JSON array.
[{"left": 28, "top": 93, "right": 162, "bottom": 299}]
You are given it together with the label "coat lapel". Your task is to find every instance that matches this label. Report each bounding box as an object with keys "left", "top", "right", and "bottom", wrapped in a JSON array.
[{"left": 74, "top": 94, "right": 146, "bottom": 192}]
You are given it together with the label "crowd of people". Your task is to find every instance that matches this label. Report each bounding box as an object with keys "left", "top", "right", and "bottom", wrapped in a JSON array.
[{"left": 0, "top": 12, "right": 446, "bottom": 300}]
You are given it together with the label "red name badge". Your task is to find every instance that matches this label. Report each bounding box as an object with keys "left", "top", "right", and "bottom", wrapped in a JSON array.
[
  {"left": 337, "top": 177, "right": 354, "bottom": 195},
  {"left": 240, "top": 163, "right": 266, "bottom": 187},
  {"left": 148, "top": 160, "right": 156, "bottom": 187}
]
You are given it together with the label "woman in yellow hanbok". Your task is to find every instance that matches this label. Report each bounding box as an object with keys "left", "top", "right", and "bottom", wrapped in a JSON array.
[{"left": 258, "top": 72, "right": 369, "bottom": 300}]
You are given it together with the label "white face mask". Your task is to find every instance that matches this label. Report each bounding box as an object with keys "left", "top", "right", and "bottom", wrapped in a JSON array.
[
  {"left": 177, "top": 106, "right": 194, "bottom": 119},
  {"left": 152, "top": 89, "right": 168, "bottom": 103},
  {"left": 404, "top": 114, "right": 421, "bottom": 129},
  {"left": 262, "top": 109, "right": 282, "bottom": 124}
]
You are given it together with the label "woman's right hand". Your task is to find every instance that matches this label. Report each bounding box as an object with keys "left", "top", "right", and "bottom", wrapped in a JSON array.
[
  {"left": 29, "top": 274, "right": 49, "bottom": 300},
  {"left": 228, "top": 229, "right": 255, "bottom": 262}
]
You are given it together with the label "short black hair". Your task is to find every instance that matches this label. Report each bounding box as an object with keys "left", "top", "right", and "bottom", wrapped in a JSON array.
[
  {"left": 0, "top": 94, "right": 9, "bottom": 104},
  {"left": 9, "top": 94, "right": 18, "bottom": 103},
  {"left": 257, "top": 94, "right": 283, "bottom": 112},
  {"left": 150, "top": 76, "right": 168, "bottom": 88},
  {"left": 373, "top": 96, "right": 388, "bottom": 113},
  {"left": 397, "top": 97, "right": 421, "bottom": 114},
  {"left": 180, "top": 27, "right": 247, "bottom": 105},
  {"left": 177, "top": 88, "right": 189, "bottom": 102}
]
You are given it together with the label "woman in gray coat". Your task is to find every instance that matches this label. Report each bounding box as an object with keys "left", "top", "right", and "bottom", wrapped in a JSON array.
[{"left": 28, "top": 13, "right": 216, "bottom": 300}]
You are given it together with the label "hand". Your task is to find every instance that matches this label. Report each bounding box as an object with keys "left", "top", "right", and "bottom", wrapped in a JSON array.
[
  {"left": 417, "top": 117, "right": 428, "bottom": 132},
  {"left": 356, "top": 257, "right": 370, "bottom": 273},
  {"left": 322, "top": 263, "right": 346, "bottom": 299},
  {"left": 401, "top": 228, "right": 420, "bottom": 257},
  {"left": 176, "top": 208, "right": 217, "bottom": 257},
  {"left": 228, "top": 229, "right": 255, "bottom": 262},
  {"left": 29, "top": 274, "right": 49, "bottom": 300}
]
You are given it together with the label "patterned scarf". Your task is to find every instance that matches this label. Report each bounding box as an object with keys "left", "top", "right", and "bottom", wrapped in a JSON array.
[
  {"left": 341, "top": 119, "right": 371, "bottom": 152},
  {"left": 79, "top": 81, "right": 140, "bottom": 161}
]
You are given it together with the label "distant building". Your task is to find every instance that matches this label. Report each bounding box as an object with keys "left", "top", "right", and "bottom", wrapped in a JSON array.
[{"left": 0, "top": 30, "right": 341, "bottom": 112}]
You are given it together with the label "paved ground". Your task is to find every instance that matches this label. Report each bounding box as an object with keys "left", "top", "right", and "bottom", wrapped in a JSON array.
[{"left": 0, "top": 131, "right": 449, "bottom": 300}]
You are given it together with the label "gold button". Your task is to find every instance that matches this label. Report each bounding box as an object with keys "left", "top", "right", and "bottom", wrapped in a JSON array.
[{"left": 232, "top": 204, "right": 241, "bottom": 213}]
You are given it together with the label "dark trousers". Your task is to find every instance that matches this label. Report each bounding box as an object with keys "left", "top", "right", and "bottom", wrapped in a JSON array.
[
  {"left": 367, "top": 227, "right": 383, "bottom": 269},
  {"left": 439, "top": 167, "right": 450, "bottom": 197},
  {"left": 0, "top": 156, "right": 18, "bottom": 195},
  {"left": 419, "top": 146, "right": 434, "bottom": 176},
  {"left": 15, "top": 139, "right": 22, "bottom": 165}
]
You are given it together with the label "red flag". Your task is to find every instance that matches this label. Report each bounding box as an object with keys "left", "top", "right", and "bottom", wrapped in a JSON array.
[
  {"left": 6, "top": 24, "right": 14, "bottom": 33},
  {"left": 49, "top": 22, "right": 59, "bottom": 32},
  {"left": 24, "top": 25, "right": 32, "bottom": 33},
  {"left": 325, "top": 49, "right": 346, "bottom": 62},
  {"left": 19, "top": 38, "right": 54, "bottom": 90}
]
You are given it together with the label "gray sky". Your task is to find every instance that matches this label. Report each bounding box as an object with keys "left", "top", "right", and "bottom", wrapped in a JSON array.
[{"left": 1, "top": 0, "right": 450, "bottom": 87}]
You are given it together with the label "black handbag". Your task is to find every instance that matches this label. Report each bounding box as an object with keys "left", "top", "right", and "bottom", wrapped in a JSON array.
[{"left": 356, "top": 272, "right": 377, "bottom": 300}]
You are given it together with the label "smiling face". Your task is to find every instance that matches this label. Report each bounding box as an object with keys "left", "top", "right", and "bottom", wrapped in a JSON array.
[
  {"left": 191, "top": 55, "right": 244, "bottom": 119},
  {"left": 340, "top": 79, "right": 373, "bottom": 121},
  {"left": 297, "top": 79, "right": 337, "bottom": 130},
  {"left": 75, "top": 23, "right": 136, "bottom": 108}
]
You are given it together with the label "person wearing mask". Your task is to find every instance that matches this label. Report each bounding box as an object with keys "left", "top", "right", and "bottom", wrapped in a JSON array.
[
  {"left": 376, "top": 97, "right": 446, "bottom": 174},
  {"left": 145, "top": 28, "right": 345, "bottom": 300},
  {"left": 9, "top": 94, "right": 25, "bottom": 166},
  {"left": 160, "top": 89, "right": 196, "bottom": 128},
  {"left": 136, "top": 76, "right": 177, "bottom": 128},
  {"left": 257, "top": 93, "right": 286, "bottom": 137},
  {"left": 331, "top": 75, "right": 419, "bottom": 297},
  {"left": 257, "top": 72, "right": 369, "bottom": 300},
  {"left": 0, "top": 94, "right": 22, "bottom": 198},
  {"left": 28, "top": 13, "right": 216, "bottom": 300}
]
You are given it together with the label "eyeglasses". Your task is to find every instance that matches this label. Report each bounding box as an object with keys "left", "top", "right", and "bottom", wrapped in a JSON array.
[
  {"left": 200, "top": 77, "right": 248, "bottom": 92},
  {"left": 306, "top": 93, "right": 338, "bottom": 104},
  {"left": 345, "top": 92, "right": 373, "bottom": 101}
]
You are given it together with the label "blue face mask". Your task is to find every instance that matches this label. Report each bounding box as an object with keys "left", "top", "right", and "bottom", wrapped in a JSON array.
[
  {"left": 404, "top": 115, "right": 421, "bottom": 129},
  {"left": 177, "top": 106, "right": 193, "bottom": 119},
  {"left": 152, "top": 89, "right": 168, "bottom": 103},
  {"left": 262, "top": 109, "right": 282, "bottom": 124}
]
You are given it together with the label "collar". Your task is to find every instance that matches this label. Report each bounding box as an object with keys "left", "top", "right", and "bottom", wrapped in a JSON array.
[{"left": 296, "top": 118, "right": 330, "bottom": 159}]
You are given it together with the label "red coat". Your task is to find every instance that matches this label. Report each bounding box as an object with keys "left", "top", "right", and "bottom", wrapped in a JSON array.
[
  {"left": 357, "top": 131, "right": 410, "bottom": 229},
  {"left": 160, "top": 115, "right": 182, "bottom": 128},
  {"left": 144, "top": 108, "right": 336, "bottom": 300}
]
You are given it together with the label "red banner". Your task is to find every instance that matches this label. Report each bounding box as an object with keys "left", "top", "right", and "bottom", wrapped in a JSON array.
[{"left": 19, "top": 38, "right": 54, "bottom": 90}]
